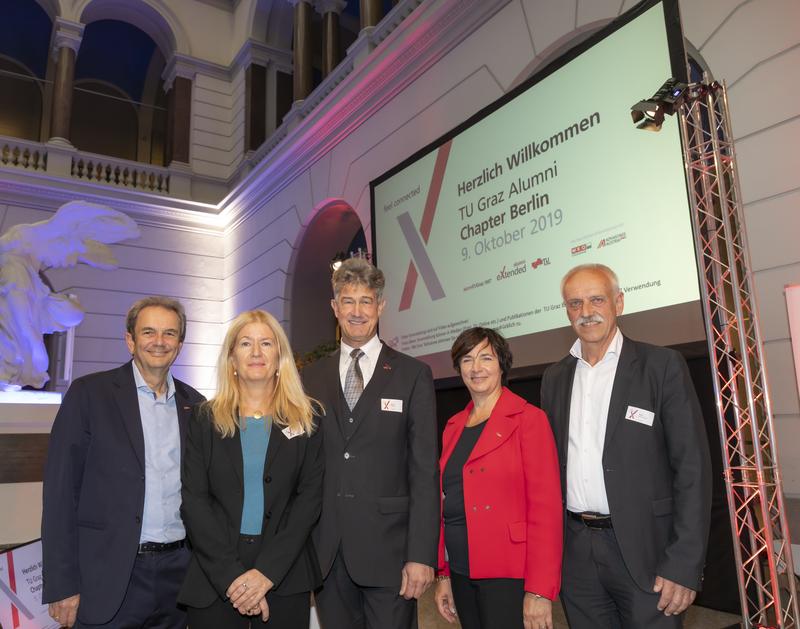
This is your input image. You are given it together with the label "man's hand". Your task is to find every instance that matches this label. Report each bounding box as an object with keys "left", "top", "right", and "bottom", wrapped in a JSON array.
[
  {"left": 653, "top": 575, "right": 696, "bottom": 616},
  {"left": 227, "top": 569, "right": 274, "bottom": 613},
  {"left": 434, "top": 578, "right": 458, "bottom": 623},
  {"left": 399, "top": 562, "right": 433, "bottom": 600},
  {"left": 523, "top": 593, "right": 552, "bottom": 629},
  {"left": 48, "top": 594, "right": 80, "bottom": 628}
]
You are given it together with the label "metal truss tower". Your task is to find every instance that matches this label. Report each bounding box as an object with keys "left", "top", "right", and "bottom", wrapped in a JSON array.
[{"left": 679, "top": 81, "right": 799, "bottom": 628}]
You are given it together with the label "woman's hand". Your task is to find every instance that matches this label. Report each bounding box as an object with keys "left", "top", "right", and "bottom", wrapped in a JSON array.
[
  {"left": 523, "top": 593, "right": 552, "bottom": 629},
  {"left": 434, "top": 577, "right": 458, "bottom": 623},
  {"left": 241, "top": 597, "right": 270, "bottom": 621},
  {"left": 227, "top": 569, "right": 274, "bottom": 614}
]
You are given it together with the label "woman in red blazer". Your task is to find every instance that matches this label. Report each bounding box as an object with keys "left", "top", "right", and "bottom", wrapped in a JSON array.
[{"left": 434, "top": 327, "right": 562, "bottom": 629}]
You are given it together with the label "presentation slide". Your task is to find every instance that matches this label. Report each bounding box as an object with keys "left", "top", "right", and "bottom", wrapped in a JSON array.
[{"left": 372, "top": 1, "right": 703, "bottom": 378}]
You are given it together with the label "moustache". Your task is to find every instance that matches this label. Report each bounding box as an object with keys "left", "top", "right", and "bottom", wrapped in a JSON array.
[{"left": 576, "top": 314, "right": 605, "bottom": 326}]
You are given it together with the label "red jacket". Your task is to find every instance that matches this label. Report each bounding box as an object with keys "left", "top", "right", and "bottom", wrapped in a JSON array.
[{"left": 437, "top": 387, "right": 562, "bottom": 599}]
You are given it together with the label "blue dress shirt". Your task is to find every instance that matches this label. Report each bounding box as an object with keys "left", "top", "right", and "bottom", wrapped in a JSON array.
[{"left": 132, "top": 361, "right": 185, "bottom": 543}]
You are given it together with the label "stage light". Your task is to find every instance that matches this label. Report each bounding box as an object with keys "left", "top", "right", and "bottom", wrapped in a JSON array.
[
  {"left": 630, "top": 78, "right": 687, "bottom": 131},
  {"left": 330, "top": 252, "right": 348, "bottom": 272}
]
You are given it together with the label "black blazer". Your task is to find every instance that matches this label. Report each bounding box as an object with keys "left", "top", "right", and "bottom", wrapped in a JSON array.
[
  {"left": 42, "top": 361, "right": 203, "bottom": 625},
  {"left": 540, "top": 336, "right": 712, "bottom": 591},
  {"left": 302, "top": 343, "right": 440, "bottom": 588},
  {"left": 178, "top": 405, "right": 323, "bottom": 608}
]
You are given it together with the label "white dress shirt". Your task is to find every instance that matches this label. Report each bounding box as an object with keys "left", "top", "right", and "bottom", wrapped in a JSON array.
[
  {"left": 566, "top": 328, "right": 623, "bottom": 515},
  {"left": 338, "top": 334, "right": 383, "bottom": 390}
]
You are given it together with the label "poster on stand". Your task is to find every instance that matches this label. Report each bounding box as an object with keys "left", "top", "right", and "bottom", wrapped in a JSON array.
[{"left": 0, "top": 539, "right": 59, "bottom": 629}]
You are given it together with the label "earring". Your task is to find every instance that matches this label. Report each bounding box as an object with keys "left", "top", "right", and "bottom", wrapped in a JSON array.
[
  {"left": 275, "top": 370, "right": 280, "bottom": 378},
  {"left": 234, "top": 369, "right": 238, "bottom": 377}
]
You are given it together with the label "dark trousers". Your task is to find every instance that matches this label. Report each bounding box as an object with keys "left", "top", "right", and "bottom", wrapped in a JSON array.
[
  {"left": 450, "top": 572, "right": 525, "bottom": 629},
  {"left": 75, "top": 546, "right": 190, "bottom": 629},
  {"left": 186, "top": 535, "right": 311, "bottom": 629},
  {"left": 187, "top": 592, "right": 310, "bottom": 629},
  {"left": 561, "top": 517, "right": 683, "bottom": 629},
  {"left": 315, "top": 550, "right": 417, "bottom": 629}
]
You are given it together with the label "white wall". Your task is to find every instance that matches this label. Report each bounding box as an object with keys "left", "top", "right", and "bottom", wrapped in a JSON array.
[{"left": 192, "top": 70, "right": 246, "bottom": 181}]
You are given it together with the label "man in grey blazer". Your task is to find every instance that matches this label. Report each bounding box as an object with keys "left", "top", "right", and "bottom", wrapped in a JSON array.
[
  {"left": 42, "top": 296, "right": 204, "bottom": 628},
  {"left": 540, "top": 264, "right": 711, "bottom": 628},
  {"left": 302, "top": 257, "right": 439, "bottom": 629}
]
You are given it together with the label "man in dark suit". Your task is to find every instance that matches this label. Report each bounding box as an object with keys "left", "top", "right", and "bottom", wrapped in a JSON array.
[
  {"left": 303, "top": 257, "right": 439, "bottom": 629},
  {"left": 42, "top": 296, "right": 204, "bottom": 628},
  {"left": 540, "top": 264, "right": 712, "bottom": 629}
]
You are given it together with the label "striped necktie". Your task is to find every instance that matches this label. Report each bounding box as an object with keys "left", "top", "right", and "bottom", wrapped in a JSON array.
[{"left": 344, "top": 348, "right": 365, "bottom": 410}]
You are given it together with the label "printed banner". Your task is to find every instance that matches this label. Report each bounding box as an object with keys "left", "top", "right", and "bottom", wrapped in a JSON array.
[{"left": 0, "top": 540, "right": 58, "bottom": 629}]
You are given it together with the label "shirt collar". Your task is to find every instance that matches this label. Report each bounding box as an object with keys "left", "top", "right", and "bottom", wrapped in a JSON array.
[
  {"left": 340, "top": 334, "right": 382, "bottom": 362},
  {"left": 132, "top": 360, "right": 175, "bottom": 400},
  {"left": 569, "top": 327, "right": 623, "bottom": 365}
]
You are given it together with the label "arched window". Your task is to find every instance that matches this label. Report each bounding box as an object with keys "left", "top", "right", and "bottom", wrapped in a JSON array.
[
  {"left": 0, "top": 0, "right": 51, "bottom": 141},
  {"left": 71, "top": 19, "right": 168, "bottom": 165},
  {"left": 71, "top": 80, "right": 139, "bottom": 161},
  {"left": 0, "top": 57, "right": 43, "bottom": 141}
]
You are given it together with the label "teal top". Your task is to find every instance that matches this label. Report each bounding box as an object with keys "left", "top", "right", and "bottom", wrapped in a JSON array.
[{"left": 240, "top": 416, "right": 271, "bottom": 535}]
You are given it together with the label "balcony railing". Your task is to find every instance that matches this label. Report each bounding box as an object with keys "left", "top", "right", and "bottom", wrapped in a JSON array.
[
  {"left": 0, "top": 135, "right": 176, "bottom": 196},
  {"left": 1, "top": 137, "right": 47, "bottom": 172},
  {"left": 71, "top": 153, "right": 170, "bottom": 194}
]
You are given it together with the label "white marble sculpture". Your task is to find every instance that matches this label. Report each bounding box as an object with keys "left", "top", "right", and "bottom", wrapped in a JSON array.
[{"left": 0, "top": 201, "right": 140, "bottom": 389}]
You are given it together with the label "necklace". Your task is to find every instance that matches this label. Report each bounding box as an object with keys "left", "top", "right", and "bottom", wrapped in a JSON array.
[{"left": 252, "top": 411, "right": 263, "bottom": 419}]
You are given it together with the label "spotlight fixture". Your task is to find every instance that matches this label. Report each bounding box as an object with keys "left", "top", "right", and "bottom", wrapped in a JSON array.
[
  {"left": 330, "top": 251, "right": 348, "bottom": 272},
  {"left": 630, "top": 78, "right": 688, "bottom": 132}
]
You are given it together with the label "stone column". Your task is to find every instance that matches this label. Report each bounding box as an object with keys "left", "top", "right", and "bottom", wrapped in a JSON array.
[
  {"left": 316, "top": 0, "right": 347, "bottom": 77},
  {"left": 48, "top": 18, "right": 84, "bottom": 143},
  {"left": 359, "top": 0, "right": 383, "bottom": 30},
  {"left": 289, "top": 0, "right": 313, "bottom": 101}
]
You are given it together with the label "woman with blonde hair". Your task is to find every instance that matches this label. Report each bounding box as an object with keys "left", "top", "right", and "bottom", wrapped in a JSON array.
[{"left": 179, "top": 309, "right": 324, "bottom": 628}]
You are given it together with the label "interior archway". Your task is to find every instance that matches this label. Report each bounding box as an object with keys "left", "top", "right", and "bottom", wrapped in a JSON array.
[
  {"left": 288, "top": 200, "right": 366, "bottom": 357},
  {"left": 77, "top": 0, "right": 181, "bottom": 58}
]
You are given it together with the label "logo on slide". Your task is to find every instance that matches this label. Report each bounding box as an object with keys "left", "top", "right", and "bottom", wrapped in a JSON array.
[
  {"left": 571, "top": 243, "right": 591, "bottom": 256},
  {"left": 496, "top": 263, "right": 527, "bottom": 281},
  {"left": 398, "top": 141, "right": 453, "bottom": 311},
  {"left": 597, "top": 232, "right": 626, "bottom": 248},
  {"left": 531, "top": 257, "right": 551, "bottom": 270}
]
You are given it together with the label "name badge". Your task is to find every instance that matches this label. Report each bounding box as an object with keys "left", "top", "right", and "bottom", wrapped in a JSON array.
[
  {"left": 381, "top": 398, "right": 403, "bottom": 413},
  {"left": 282, "top": 425, "right": 305, "bottom": 439},
  {"left": 625, "top": 405, "right": 655, "bottom": 427}
]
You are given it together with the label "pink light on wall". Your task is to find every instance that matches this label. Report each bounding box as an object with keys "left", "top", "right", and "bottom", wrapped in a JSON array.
[{"left": 785, "top": 284, "right": 800, "bottom": 402}]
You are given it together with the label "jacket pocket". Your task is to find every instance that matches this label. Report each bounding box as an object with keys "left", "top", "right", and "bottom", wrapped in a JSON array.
[
  {"left": 652, "top": 497, "right": 673, "bottom": 516},
  {"left": 77, "top": 519, "right": 107, "bottom": 530},
  {"left": 508, "top": 521, "right": 526, "bottom": 542},
  {"left": 378, "top": 496, "right": 410, "bottom": 514}
]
